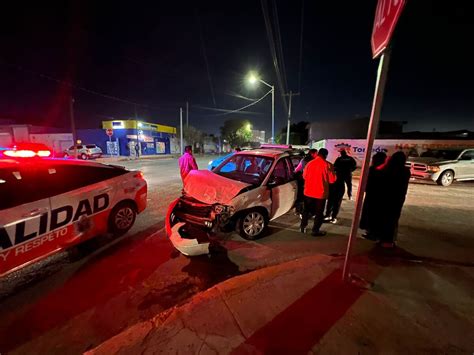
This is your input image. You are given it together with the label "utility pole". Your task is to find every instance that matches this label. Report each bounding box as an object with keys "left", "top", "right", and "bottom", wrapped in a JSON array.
[
  {"left": 180, "top": 107, "right": 184, "bottom": 154},
  {"left": 186, "top": 101, "right": 189, "bottom": 128},
  {"left": 69, "top": 96, "right": 78, "bottom": 159},
  {"left": 284, "top": 91, "right": 300, "bottom": 145}
]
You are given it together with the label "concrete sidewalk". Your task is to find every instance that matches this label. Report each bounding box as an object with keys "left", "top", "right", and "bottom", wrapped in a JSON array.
[{"left": 88, "top": 250, "right": 474, "bottom": 354}]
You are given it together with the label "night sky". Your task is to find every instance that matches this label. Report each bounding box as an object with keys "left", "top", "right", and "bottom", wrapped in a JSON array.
[{"left": 1, "top": 0, "right": 473, "bottom": 135}]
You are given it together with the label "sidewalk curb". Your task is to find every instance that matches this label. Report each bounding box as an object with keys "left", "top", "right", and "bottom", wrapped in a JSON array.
[{"left": 86, "top": 253, "right": 336, "bottom": 355}]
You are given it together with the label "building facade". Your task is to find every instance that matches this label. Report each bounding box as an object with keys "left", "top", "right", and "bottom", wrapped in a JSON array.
[{"left": 100, "top": 120, "right": 177, "bottom": 156}]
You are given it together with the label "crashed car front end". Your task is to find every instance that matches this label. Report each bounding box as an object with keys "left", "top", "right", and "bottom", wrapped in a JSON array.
[{"left": 165, "top": 170, "right": 249, "bottom": 256}]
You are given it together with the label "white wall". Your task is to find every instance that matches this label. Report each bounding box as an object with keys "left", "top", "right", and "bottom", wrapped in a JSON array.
[{"left": 313, "top": 139, "right": 474, "bottom": 166}]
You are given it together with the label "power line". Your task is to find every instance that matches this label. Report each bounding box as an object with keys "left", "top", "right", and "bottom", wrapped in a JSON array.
[
  {"left": 297, "top": 0, "right": 305, "bottom": 94},
  {"left": 210, "top": 89, "right": 272, "bottom": 117},
  {"left": 195, "top": 8, "right": 217, "bottom": 107},
  {"left": 1, "top": 60, "right": 177, "bottom": 112},
  {"left": 272, "top": 0, "right": 288, "bottom": 94},
  {"left": 260, "top": 0, "right": 289, "bottom": 115}
]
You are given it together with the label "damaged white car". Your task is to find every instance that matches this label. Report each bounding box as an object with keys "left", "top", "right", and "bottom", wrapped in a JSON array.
[{"left": 166, "top": 149, "right": 302, "bottom": 256}]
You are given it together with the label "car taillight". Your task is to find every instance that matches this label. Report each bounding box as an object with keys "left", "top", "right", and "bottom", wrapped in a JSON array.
[
  {"left": 4, "top": 150, "right": 36, "bottom": 158},
  {"left": 134, "top": 171, "right": 145, "bottom": 179}
]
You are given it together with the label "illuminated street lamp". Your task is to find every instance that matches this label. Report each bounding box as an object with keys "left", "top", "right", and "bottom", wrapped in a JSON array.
[{"left": 247, "top": 72, "right": 275, "bottom": 143}]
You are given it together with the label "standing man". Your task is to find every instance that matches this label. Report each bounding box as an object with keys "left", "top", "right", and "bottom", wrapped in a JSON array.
[
  {"left": 134, "top": 142, "right": 140, "bottom": 159},
  {"left": 295, "top": 148, "right": 318, "bottom": 173},
  {"left": 301, "top": 148, "right": 336, "bottom": 236},
  {"left": 179, "top": 145, "right": 199, "bottom": 183},
  {"left": 334, "top": 150, "right": 357, "bottom": 200}
]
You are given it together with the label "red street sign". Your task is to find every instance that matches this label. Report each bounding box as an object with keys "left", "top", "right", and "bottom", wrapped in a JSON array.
[
  {"left": 105, "top": 129, "right": 113, "bottom": 136},
  {"left": 371, "top": 0, "right": 406, "bottom": 59}
]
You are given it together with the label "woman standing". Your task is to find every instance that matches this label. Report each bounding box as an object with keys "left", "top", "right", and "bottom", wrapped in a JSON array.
[{"left": 377, "top": 151, "right": 411, "bottom": 248}]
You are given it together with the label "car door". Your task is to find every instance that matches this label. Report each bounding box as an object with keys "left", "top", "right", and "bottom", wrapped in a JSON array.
[
  {"left": 269, "top": 158, "right": 298, "bottom": 220},
  {"left": 456, "top": 150, "right": 474, "bottom": 179},
  {"left": 47, "top": 164, "right": 124, "bottom": 245},
  {"left": 0, "top": 165, "right": 52, "bottom": 275}
]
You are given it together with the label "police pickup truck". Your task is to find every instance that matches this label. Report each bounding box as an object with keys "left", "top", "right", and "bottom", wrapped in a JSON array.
[{"left": 0, "top": 158, "right": 147, "bottom": 276}]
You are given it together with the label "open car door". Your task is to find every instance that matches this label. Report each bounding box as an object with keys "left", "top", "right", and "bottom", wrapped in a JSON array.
[{"left": 269, "top": 158, "right": 297, "bottom": 220}]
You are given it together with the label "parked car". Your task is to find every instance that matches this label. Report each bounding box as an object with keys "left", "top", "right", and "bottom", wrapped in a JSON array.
[
  {"left": 166, "top": 148, "right": 303, "bottom": 256},
  {"left": 406, "top": 148, "right": 474, "bottom": 186},
  {"left": 64, "top": 144, "right": 103, "bottom": 160},
  {"left": 207, "top": 152, "right": 235, "bottom": 171},
  {"left": 0, "top": 158, "right": 147, "bottom": 276}
]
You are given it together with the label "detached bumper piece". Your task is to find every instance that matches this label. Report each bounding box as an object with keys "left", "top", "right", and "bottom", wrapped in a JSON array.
[
  {"left": 166, "top": 198, "right": 211, "bottom": 256},
  {"left": 169, "top": 222, "right": 210, "bottom": 256}
]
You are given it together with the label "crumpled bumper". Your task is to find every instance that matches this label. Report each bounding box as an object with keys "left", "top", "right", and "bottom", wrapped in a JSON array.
[{"left": 165, "top": 198, "right": 210, "bottom": 256}]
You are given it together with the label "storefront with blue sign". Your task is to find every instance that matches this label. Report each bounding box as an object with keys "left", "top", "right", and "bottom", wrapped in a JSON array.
[{"left": 77, "top": 120, "right": 176, "bottom": 156}]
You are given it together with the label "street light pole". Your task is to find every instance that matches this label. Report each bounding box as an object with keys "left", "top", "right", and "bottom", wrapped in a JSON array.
[
  {"left": 271, "top": 85, "right": 275, "bottom": 143},
  {"left": 247, "top": 74, "right": 275, "bottom": 143},
  {"left": 284, "top": 91, "right": 300, "bottom": 145}
]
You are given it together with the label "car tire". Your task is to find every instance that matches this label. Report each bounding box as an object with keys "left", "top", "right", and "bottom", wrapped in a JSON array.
[
  {"left": 437, "top": 170, "right": 454, "bottom": 186},
  {"left": 80, "top": 153, "right": 88, "bottom": 160},
  {"left": 108, "top": 201, "right": 137, "bottom": 236},
  {"left": 237, "top": 209, "right": 268, "bottom": 240}
]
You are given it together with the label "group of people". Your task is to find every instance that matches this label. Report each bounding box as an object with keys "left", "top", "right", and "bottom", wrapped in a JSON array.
[
  {"left": 298, "top": 148, "right": 356, "bottom": 237},
  {"left": 298, "top": 147, "right": 410, "bottom": 248},
  {"left": 179, "top": 144, "right": 410, "bottom": 248}
]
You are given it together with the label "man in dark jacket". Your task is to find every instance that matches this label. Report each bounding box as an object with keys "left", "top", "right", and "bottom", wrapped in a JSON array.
[{"left": 334, "top": 150, "right": 357, "bottom": 200}]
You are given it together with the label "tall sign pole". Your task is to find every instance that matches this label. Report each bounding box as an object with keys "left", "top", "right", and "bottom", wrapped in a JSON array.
[{"left": 342, "top": 0, "right": 406, "bottom": 282}]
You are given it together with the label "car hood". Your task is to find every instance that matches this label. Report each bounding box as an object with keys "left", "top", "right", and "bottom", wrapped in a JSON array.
[
  {"left": 184, "top": 170, "right": 251, "bottom": 205},
  {"left": 407, "top": 157, "right": 456, "bottom": 165}
]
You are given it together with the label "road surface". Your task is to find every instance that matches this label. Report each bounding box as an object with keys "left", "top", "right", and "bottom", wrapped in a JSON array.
[{"left": 0, "top": 156, "right": 473, "bottom": 354}]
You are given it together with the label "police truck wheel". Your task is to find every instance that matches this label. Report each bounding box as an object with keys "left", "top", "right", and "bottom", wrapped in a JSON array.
[
  {"left": 237, "top": 209, "right": 267, "bottom": 240},
  {"left": 437, "top": 170, "right": 454, "bottom": 186},
  {"left": 109, "top": 202, "right": 136, "bottom": 236},
  {"left": 80, "top": 153, "right": 88, "bottom": 160}
]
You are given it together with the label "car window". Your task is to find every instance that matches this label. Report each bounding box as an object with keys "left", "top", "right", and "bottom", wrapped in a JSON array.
[
  {"left": 38, "top": 164, "right": 127, "bottom": 196},
  {"left": 460, "top": 150, "right": 474, "bottom": 160},
  {"left": 269, "top": 159, "right": 290, "bottom": 185},
  {"left": 86, "top": 144, "right": 96, "bottom": 149},
  {"left": 214, "top": 154, "right": 274, "bottom": 185},
  {"left": 77, "top": 145, "right": 84, "bottom": 149},
  {"left": 0, "top": 167, "right": 39, "bottom": 210},
  {"left": 290, "top": 156, "right": 301, "bottom": 170}
]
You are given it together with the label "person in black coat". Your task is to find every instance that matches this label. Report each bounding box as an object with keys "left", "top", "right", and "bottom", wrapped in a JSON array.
[
  {"left": 377, "top": 151, "right": 411, "bottom": 248},
  {"left": 334, "top": 150, "right": 357, "bottom": 200},
  {"left": 360, "top": 151, "right": 387, "bottom": 240}
]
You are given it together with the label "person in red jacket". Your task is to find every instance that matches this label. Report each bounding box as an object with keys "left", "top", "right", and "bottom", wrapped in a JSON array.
[{"left": 301, "top": 148, "right": 336, "bottom": 236}]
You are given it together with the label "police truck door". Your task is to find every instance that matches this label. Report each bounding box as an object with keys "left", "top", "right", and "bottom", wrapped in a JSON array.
[{"left": 0, "top": 165, "right": 52, "bottom": 275}]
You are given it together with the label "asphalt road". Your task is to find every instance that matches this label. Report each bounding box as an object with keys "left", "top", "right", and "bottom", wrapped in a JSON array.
[{"left": 0, "top": 156, "right": 473, "bottom": 354}]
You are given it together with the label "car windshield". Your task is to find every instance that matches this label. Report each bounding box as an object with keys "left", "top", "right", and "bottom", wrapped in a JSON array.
[
  {"left": 213, "top": 154, "right": 274, "bottom": 185},
  {"left": 420, "top": 149, "right": 462, "bottom": 160}
]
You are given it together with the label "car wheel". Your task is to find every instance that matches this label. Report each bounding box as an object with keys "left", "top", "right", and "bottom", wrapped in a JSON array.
[
  {"left": 108, "top": 202, "right": 137, "bottom": 236},
  {"left": 437, "top": 170, "right": 454, "bottom": 186},
  {"left": 237, "top": 209, "right": 268, "bottom": 240},
  {"left": 80, "top": 153, "right": 88, "bottom": 160}
]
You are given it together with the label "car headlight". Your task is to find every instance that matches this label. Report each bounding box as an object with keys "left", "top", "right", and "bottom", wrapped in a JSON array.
[
  {"left": 214, "top": 204, "right": 225, "bottom": 214},
  {"left": 208, "top": 160, "right": 213, "bottom": 165},
  {"left": 427, "top": 165, "right": 440, "bottom": 172}
]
